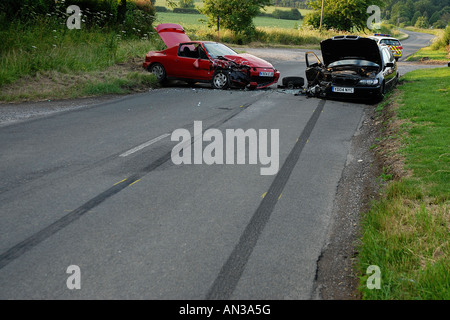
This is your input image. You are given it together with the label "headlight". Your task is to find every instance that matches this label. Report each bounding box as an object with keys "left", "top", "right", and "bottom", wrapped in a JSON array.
[{"left": 359, "top": 79, "right": 379, "bottom": 86}]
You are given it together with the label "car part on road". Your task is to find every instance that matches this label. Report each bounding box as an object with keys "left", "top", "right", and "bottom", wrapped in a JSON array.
[{"left": 280, "top": 77, "right": 305, "bottom": 89}]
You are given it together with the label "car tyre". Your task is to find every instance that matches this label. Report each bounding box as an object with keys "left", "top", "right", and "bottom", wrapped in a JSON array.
[
  {"left": 282, "top": 77, "right": 304, "bottom": 89},
  {"left": 374, "top": 82, "right": 385, "bottom": 103},
  {"left": 212, "top": 70, "right": 230, "bottom": 90},
  {"left": 150, "top": 63, "right": 167, "bottom": 83}
]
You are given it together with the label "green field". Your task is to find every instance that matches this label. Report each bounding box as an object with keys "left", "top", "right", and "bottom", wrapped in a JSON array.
[
  {"left": 154, "top": 0, "right": 311, "bottom": 15},
  {"left": 154, "top": 12, "right": 303, "bottom": 29},
  {"left": 153, "top": 0, "right": 311, "bottom": 30}
]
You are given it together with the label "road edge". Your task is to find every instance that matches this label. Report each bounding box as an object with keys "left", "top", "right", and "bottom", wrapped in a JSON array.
[{"left": 313, "top": 104, "right": 383, "bottom": 300}]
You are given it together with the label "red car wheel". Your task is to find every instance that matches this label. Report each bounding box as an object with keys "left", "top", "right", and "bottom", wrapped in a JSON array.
[
  {"left": 150, "top": 63, "right": 166, "bottom": 82},
  {"left": 212, "top": 71, "right": 229, "bottom": 90}
]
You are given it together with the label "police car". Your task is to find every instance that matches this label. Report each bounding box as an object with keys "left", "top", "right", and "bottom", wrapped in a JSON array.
[{"left": 369, "top": 34, "right": 403, "bottom": 61}]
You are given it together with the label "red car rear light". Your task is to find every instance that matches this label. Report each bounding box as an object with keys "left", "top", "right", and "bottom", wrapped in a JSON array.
[{"left": 398, "top": 46, "right": 403, "bottom": 50}]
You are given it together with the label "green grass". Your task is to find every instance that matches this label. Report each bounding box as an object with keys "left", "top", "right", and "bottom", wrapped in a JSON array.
[
  {"left": 81, "top": 71, "right": 159, "bottom": 96},
  {"left": 358, "top": 67, "right": 450, "bottom": 299},
  {"left": 406, "top": 26, "right": 449, "bottom": 62},
  {"left": 154, "top": 12, "right": 304, "bottom": 30},
  {"left": 0, "top": 16, "right": 163, "bottom": 102},
  {"left": 407, "top": 46, "right": 449, "bottom": 62},
  {"left": 0, "top": 19, "right": 161, "bottom": 86},
  {"left": 154, "top": 0, "right": 313, "bottom": 16}
]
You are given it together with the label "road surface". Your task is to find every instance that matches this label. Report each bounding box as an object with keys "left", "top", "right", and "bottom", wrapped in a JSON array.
[{"left": 0, "top": 29, "right": 442, "bottom": 300}]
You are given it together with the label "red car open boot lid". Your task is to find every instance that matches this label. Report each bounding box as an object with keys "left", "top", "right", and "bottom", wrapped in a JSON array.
[{"left": 156, "top": 23, "right": 191, "bottom": 48}]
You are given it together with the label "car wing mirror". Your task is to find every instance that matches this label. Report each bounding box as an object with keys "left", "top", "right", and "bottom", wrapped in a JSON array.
[
  {"left": 193, "top": 59, "right": 200, "bottom": 69},
  {"left": 385, "top": 62, "right": 394, "bottom": 68}
]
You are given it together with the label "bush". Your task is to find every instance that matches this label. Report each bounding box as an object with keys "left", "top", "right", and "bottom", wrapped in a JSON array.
[
  {"left": 67, "top": 0, "right": 118, "bottom": 27},
  {"left": 122, "top": 1, "right": 155, "bottom": 37},
  {"left": 415, "top": 16, "right": 429, "bottom": 28},
  {"left": 155, "top": 6, "right": 169, "bottom": 12},
  {"left": 303, "top": 11, "right": 323, "bottom": 29},
  {"left": 272, "top": 8, "right": 302, "bottom": 20},
  {"left": 0, "top": 0, "right": 56, "bottom": 24},
  {"left": 431, "top": 25, "right": 450, "bottom": 50},
  {"left": 173, "top": 8, "right": 200, "bottom": 14},
  {"left": 433, "top": 20, "right": 447, "bottom": 29}
]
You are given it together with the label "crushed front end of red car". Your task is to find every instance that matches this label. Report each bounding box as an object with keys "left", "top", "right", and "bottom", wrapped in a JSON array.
[
  {"left": 210, "top": 56, "right": 280, "bottom": 89},
  {"left": 143, "top": 24, "right": 280, "bottom": 90}
]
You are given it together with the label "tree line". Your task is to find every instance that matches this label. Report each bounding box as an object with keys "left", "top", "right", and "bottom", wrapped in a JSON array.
[{"left": 383, "top": 0, "right": 449, "bottom": 28}]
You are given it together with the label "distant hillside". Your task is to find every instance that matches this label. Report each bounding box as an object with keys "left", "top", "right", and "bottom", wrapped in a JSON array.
[{"left": 382, "top": 0, "right": 449, "bottom": 28}]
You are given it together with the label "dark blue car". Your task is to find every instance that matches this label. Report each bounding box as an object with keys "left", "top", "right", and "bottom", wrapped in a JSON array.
[{"left": 305, "top": 36, "right": 399, "bottom": 102}]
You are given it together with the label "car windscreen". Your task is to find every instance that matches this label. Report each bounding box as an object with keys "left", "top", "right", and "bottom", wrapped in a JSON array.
[
  {"left": 203, "top": 43, "right": 237, "bottom": 58},
  {"left": 380, "top": 39, "right": 401, "bottom": 46},
  {"left": 328, "top": 59, "right": 380, "bottom": 68}
]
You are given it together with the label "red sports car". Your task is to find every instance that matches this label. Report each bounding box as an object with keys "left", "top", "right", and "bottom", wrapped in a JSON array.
[{"left": 143, "top": 24, "right": 280, "bottom": 90}]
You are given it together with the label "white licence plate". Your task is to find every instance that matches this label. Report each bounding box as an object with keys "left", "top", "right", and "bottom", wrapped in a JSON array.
[
  {"left": 332, "top": 87, "right": 354, "bottom": 93},
  {"left": 259, "top": 71, "right": 274, "bottom": 77}
]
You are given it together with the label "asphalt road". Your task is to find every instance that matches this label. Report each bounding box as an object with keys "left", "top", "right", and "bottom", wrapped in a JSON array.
[
  {"left": 0, "top": 29, "right": 442, "bottom": 300},
  {"left": 398, "top": 28, "right": 435, "bottom": 61}
]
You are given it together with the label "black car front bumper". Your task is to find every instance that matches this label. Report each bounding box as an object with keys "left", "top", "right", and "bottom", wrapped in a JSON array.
[{"left": 325, "top": 84, "right": 382, "bottom": 100}]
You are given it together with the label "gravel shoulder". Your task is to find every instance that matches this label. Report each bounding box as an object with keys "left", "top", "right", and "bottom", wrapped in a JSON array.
[{"left": 313, "top": 104, "right": 382, "bottom": 299}]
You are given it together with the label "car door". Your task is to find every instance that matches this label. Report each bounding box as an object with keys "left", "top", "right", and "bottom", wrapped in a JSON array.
[
  {"left": 381, "top": 47, "right": 397, "bottom": 87},
  {"left": 173, "top": 43, "right": 211, "bottom": 80},
  {"left": 305, "top": 51, "right": 325, "bottom": 87}
]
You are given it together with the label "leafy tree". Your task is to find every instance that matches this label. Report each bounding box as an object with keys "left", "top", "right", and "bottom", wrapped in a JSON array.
[
  {"left": 414, "top": 0, "right": 434, "bottom": 14},
  {"left": 304, "top": 0, "right": 384, "bottom": 31},
  {"left": 405, "top": 0, "right": 416, "bottom": 20},
  {"left": 179, "top": 0, "right": 195, "bottom": 8},
  {"left": 272, "top": 8, "right": 302, "bottom": 20},
  {"left": 390, "top": 2, "right": 411, "bottom": 24},
  {"left": 433, "top": 19, "right": 447, "bottom": 28},
  {"left": 415, "top": 16, "right": 429, "bottom": 28},
  {"left": 200, "top": 0, "right": 271, "bottom": 36},
  {"left": 411, "top": 11, "right": 422, "bottom": 25},
  {"left": 429, "top": 11, "right": 441, "bottom": 24}
]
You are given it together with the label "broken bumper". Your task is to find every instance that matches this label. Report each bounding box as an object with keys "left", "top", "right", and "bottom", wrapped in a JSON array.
[
  {"left": 326, "top": 84, "right": 382, "bottom": 99},
  {"left": 248, "top": 68, "right": 281, "bottom": 89}
]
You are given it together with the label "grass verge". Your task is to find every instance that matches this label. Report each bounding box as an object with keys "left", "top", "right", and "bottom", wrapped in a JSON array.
[
  {"left": 407, "top": 26, "right": 449, "bottom": 63},
  {"left": 0, "top": 20, "right": 162, "bottom": 103},
  {"left": 358, "top": 67, "right": 450, "bottom": 299}
]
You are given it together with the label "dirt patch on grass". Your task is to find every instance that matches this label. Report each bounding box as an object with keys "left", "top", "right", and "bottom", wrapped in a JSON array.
[
  {"left": 407, "top": 59, "right": 449, "bottom": 65},
  {"left": 373, "top": 91, "right": 413, "bottom": 180}
]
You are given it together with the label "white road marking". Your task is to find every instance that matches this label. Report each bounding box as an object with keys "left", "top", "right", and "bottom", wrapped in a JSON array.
[{"left": 119, "top": 133, "right": 170, "bottom": 157}]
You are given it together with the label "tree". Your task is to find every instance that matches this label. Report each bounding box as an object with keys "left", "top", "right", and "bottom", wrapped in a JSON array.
[
  {"left": 415, "top": 16, "right": 429, "bottom": 28},
  {"left": 429, "top": 11, "right": 441, "bottom": 25},
  {"left": 411, "top": 11, "right": 422, "bottom": 25},
  {"left": 390, "top": 2, "right": 411, "bottom": 25},
  {"left": 433, "top": 19, "right": 447, "bottom": 28},
  {"left": 179, "top": 0, "right": 195, "bottom": 8},
  {"left": 118, "top": 0, "right": 127, "bottom": 23},
  {"left": 304, "top": 0, "right": 385, "bottom": 31},
  {"left": 200, "top": 0, "right": 271, "bottom": 36}
]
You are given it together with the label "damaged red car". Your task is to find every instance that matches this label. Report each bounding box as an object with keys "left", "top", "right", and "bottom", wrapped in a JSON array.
[{"left": 143, "top": 24, "right": 280, "bottom": 90}]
